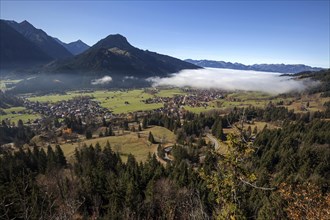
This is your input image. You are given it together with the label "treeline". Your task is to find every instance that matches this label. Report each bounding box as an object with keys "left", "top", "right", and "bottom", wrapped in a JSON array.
[
  {"left": 0, "top": 90, "right": 23, "bottom": 109},
  {"left": 0, "top": 142, "right": 214, "bottom": 219},
  {"left": 0, "top": 145, "right": 67, "bottom": 219},
  {"left": 0, "top": 119, "right": 34, "bottom": 147},
  {"left": 241, "top": 118, "right": 330, "bottom": 219},
  {"left": 253, "top": 118, "right": 330, "bottom": 186},
  {"left": 295, "top": 69, "right": 330, "bottom": 97}
]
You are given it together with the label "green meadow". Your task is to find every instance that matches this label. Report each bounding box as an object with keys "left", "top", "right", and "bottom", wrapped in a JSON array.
[{"left": 0, "top": 106, "right": 40, "bottom": 124}]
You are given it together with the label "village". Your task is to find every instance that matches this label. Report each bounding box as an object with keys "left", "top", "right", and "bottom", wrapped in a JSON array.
[
  {"left": 23, "top": 95, "right": 112, "bottom": 120},
  {"left": 143, "top": 89, "right": 225, "bottom": 108}
]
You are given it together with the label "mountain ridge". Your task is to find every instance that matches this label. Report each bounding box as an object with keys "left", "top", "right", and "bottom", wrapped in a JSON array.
[
  {"left": 185, "top": 59, "right": 324, "bottom": 73},
  {"left": 4, "top": 19, "right": 73, "bottom": 60},
  {"left": 48, "top": 34, "right": 201, "bottom": 77},
  {"left": 0, "top": 20, "right": 52, "bottom": 69}
]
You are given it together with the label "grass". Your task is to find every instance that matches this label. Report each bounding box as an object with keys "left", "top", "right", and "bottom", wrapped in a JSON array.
[
  {"left": 0, "top": 107, "right": 40, "bottom": 124},
  {"left": 60, "top": 134, "right": 155, "bottom": 162},
  {"left": 28, "top": 93, "right": 82, "bottom": 103},
  {"left": 141, "top": 125, "right": 177, "bottom": 143},
  {"left": 286, "top": 93, "right": 330, "bottom": 113},
  {"left": 226, "top": 91, "right": 273, "bottom": 100},
  {"left": 51, "top": 126, "right": 176, "bottom": 162}
]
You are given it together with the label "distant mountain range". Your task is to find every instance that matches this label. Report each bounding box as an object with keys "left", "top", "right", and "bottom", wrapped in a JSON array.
[
  {"left": 0, "top": 19, "right": 199, "bottom": 78},
  {"left": 54, "top": 38, "right": 90, "bottom": 55},
  {"left": 185, "top": 59, "right": 324, "bottom": 74}
]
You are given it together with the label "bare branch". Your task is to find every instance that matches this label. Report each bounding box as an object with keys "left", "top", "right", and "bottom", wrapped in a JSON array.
[{"left": 239, "top": 177, "right": 276, "bottom": 191}]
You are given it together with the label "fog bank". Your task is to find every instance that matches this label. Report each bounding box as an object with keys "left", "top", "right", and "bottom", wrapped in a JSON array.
[
  {"left": 91, "top": 76, "right": 113, "bottom": 85},
  {"left": 148, "top": 68, "right": 310, "bottom": 94}
]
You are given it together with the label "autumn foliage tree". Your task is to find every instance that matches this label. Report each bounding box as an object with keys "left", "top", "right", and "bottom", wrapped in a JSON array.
[{"left": 279, "top": 182, "right": 330, "bottom": 220}]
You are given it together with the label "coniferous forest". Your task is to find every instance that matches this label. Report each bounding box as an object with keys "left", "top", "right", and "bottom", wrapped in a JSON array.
[{"left": 1, "top": 103, "right": 330, "bottom": 219}]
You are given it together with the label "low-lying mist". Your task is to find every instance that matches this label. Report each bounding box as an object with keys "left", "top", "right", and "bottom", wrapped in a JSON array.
[
  {"left": 91, "top": 76, "right": 113, "bottom": 85},
  {"left": 148, "top": 68, "right": 314, "bottom": 94}
]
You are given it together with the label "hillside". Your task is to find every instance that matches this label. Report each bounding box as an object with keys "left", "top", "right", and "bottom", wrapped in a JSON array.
[
  {"left": 185, "top": 59, "right": 323, "bottom": 73},
  {"left": 0, "top": 20, "right": 52, "bottom": 69},
  {"left": 49, "top": 34, "right": 201, "bottom": 77},
  {"left": 294, "top": 69, "right": 330, "bottom": 96},
  {"left": 5, "top": 20, "right": 73, "bottom": 60}
]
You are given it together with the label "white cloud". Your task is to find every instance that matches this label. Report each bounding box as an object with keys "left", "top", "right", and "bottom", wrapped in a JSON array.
[
  {"left": 91, "top": 76, "right": 113, "bottom": 85},
  {"left": 148, "top": 68, "right": 312, "bottom": 94}
]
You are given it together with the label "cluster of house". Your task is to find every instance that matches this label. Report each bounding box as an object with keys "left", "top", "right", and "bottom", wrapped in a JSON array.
[
  {"left": 143, "top": 89, "right": 224, "bottom": 108},
  {"left": 23, "top": 96, "right": 112, "bottom": 119}
]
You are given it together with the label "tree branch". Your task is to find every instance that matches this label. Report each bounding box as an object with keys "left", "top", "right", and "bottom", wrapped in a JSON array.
[{"left": 239, "top": 177, "right": 276, "bottom": 191}]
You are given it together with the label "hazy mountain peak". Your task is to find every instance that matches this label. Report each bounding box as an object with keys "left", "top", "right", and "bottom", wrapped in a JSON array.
[
  {"left": 20, "top": 20, "right": 31, "bottom": 25},
  {"left": 19, "top": 20, "right": 38, "bottom": 31}
]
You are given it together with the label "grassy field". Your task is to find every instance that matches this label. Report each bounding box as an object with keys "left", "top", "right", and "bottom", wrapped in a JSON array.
[
  {"left": 226, "top": 91, "right": 273, "bottom": 100},
  {"left": 51, "top": 126, "right": 176, "bottom": 162},
  {"left": 28, "top": 92, "right": 82, "bottom": 103},
  {"left": 0, "top": 106, "right": 40, "bottom": 124},
  {"left": 92, "top": 90, "right": 163, "bottom": 114},
  {"left": 286, "top": 93, "right": 330, "bottom": 113}
]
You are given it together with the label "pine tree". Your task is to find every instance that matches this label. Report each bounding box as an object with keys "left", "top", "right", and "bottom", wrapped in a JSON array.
[
  {"left": 55, "top": 145, "right": 67, "bottom": 168},
  {"left": 86, "top": 130, "right": 92, "bottom": 139},
  {"left": 212, "top": 118, "right": 224, "bottom": 140},
  {"left": 108, "top": 126, "right": 114, "bottom": 136},
  {"left": 142, "top": 118, "right": 148, "bottom": 129},
  {"left": 253, "top": 126, "right": 258, "bottom": 135},
  {"left": 148, "top": 132, "right": 155, "bottom": 144},
  {"left": 46, "top": 145, "right": 56, "bottom": 171},
  {"left": 38, "top": 148, "right": 47, "bottom": 173}
]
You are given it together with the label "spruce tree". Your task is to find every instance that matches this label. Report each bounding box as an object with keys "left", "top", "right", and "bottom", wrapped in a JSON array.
[
  {"left": 148, "top": 132, "right": 155, "bottom": 144},
  {"left": 55, "top": 145, "right": 67, "bottom": 168},
  {"left": 86, "top": 130, "right": 92, "bottom": 139}
]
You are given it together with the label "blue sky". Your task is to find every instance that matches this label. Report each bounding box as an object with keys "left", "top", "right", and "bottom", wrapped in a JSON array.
[{"left": 1, "top": 1, "right": 329, "bottom": 67}]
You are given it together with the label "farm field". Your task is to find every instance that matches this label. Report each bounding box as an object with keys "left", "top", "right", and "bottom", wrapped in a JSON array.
[
  {"left": 51, "top": 126, "right": 176, "bottom": 162},
  {"left": 0, "top": 106, "right": 40, "bottom": 124}
]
